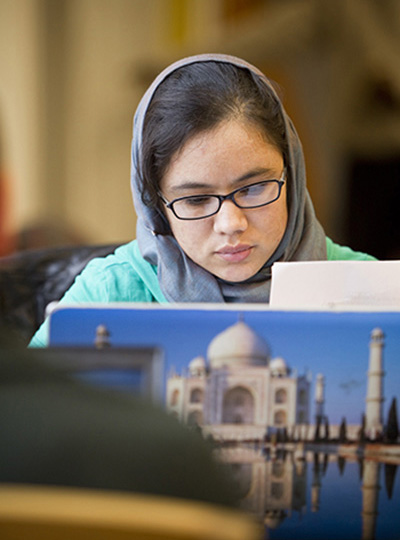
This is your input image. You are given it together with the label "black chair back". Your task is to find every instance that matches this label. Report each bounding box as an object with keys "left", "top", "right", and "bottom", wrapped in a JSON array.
[{"left": 0, "top": 244, "right": 119, "bottom": 344}]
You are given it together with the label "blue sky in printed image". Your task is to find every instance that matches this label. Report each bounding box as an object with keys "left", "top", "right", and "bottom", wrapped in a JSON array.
[{"left": 50, "top": 305, "right": 400, "bottom": 424}]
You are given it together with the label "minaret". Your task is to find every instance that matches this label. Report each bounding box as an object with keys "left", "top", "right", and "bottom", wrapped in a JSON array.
[
  {"left": 315, "top": 374, "right": 325, "bottom": 423},
  {"left": 361, "top": 459, "right": 380, "bottom": 540},
  {"left": 95, "top": 324, "right": 110, "bottom": 348},
  {"left": 365, "top": 328, "right": 385, "bottom": 439},
  {"left": 311, "top": 453, "right": 322, "bottom": 512}
]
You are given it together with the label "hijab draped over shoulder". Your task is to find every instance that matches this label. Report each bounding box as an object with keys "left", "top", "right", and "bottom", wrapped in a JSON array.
[{"left": 130, "top": 54, "right": 327, "bottom": 303}]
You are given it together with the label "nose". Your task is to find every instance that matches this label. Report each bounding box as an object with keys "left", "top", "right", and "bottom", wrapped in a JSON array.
[{"left": 213, "top": 199, "right": 248, "bottom": 235}]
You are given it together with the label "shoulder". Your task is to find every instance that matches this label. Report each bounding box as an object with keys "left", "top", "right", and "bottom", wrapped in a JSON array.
[
  {"left": 69, "top": 240, "right": 164, "bottom": 303},
  {"left": 326, "top": 237, "right": 377, "bottom": 261},
  {"left": 29, "top": 241, "right": 164, "bottom": 348}
]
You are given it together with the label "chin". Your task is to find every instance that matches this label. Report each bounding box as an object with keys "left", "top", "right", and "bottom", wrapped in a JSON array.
[{"left": 214, "top": 268, "right": 258, "bottom": 284}]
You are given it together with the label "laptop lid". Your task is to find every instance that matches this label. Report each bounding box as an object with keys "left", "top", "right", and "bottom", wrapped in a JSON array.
[{"left": 48, "top": 303, "right": 400, "bottom": 539}]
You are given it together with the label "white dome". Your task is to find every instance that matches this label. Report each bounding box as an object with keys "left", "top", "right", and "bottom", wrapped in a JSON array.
[
  {"left": 270, "top": 357, "right": 289, "bottom": 376},
  {"left": 207, "top": 321, "right": 270, "bottom": 369},
  {"left": 188, "top": 356, "right": 206, "bottom": 376}
]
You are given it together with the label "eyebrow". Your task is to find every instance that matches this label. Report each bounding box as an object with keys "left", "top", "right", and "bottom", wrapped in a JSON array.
[{"left": 169, "top": 167, "right": 278, "bottom": 194}]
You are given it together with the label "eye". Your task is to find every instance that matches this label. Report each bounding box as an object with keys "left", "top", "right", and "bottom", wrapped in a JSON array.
[
  {"left": 239, "top": 182, "right": 269, "bottom": 198},
  {"left": 181, "top": 195, "right": 214, "bottom": 207}
]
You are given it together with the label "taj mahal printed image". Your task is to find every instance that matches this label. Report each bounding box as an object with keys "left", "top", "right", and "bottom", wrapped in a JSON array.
[
  {"left": 164, "top": 316, "right": 399, "bottom": 538},
  {"left": 166, "top": 318, "right": 390, "bottom": 444},
  {"left": 167, "top": 318, "right": 310, "bottom": 441}
]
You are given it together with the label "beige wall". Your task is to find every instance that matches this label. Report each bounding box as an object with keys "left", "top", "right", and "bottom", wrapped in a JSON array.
[
  {"left": 1, "top": 0, "right": 399, "bottom": 247},
  {"left": 0, "top": 0, "right": 44, "bottom": 231},
  {"left": 0, "top": 0, "right": 225, "bottom": 245}
]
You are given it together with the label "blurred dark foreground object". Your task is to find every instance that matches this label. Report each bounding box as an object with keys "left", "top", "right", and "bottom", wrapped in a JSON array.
[
  {"left": 0, "top": 339, "right": 239, "bottom": 508},
  {"left": 0, "top": 243, "right": 119, "bottom": 344},
  {"left": 0, "top": 337, "right": 260, "bottom": 539}
]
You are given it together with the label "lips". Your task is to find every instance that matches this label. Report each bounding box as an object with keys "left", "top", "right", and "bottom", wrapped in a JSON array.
[{"left": 215, "top": 244, "right": 253, "bottom": 263}]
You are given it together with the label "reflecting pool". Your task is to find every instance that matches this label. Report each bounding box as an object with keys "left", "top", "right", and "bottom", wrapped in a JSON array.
[{"left": 220, "top": 447, "right": 400, "bottom": 540}]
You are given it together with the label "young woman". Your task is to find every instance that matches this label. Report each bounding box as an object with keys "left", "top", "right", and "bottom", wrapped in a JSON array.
[{"left": 30, "top": 54, "right": 375, "bottom": 346}]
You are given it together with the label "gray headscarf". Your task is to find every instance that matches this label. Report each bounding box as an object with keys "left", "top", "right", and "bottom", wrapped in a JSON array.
[{"left": 130, "top": 53, "right": 327, "bottom": 303}]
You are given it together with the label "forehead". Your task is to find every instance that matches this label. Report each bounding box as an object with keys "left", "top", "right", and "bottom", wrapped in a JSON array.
[{"left": 162, "top": 119, "right": 283, "bottom": 193}]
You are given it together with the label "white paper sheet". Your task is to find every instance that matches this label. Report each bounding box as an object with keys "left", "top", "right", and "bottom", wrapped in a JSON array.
[{"left": 270, "top": 260, "right": 400, "bottom": 309}]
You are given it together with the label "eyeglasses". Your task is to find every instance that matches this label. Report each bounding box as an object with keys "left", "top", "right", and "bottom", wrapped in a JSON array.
[{"left": 159, "top": 169, "right": 286, "bottom": 220}]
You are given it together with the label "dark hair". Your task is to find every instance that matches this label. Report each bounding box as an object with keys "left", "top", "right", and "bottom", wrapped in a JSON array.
[{"left": 140, "top": 61, "right": 288, "bottom": 210}]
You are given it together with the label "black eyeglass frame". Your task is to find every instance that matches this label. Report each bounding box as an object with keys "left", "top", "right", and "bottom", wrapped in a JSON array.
[{"left": 158, "top": 168, "right": 286, "bottom": 221}]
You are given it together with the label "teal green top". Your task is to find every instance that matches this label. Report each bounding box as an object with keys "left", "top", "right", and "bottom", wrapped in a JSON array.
[{"left": 29, "top": 237, "right": 376, "bottom": 347}]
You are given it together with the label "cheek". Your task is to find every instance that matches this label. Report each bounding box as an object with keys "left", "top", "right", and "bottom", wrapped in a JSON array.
[
  {"left": 275, "top": 207, "right": 288, "bottom": 246},
  {"left": 277, "top": 202, "right": 288, "bottom": 235},
  {"left": 271, "top": 189, "right": 288, "bottom": 237},
  {"left": 257, "top": 198, "right": 288, "bottom": 239},
  {"left": 168, "top": 219, "right": 207, "bottom": 253}
]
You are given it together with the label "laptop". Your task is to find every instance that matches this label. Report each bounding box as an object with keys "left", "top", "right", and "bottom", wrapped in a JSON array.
[{"left": 48, "top": 303, "right": 400, "bottom": 539}]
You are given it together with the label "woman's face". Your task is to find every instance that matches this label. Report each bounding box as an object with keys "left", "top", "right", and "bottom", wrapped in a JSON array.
[{"left": 159, "top": 119, "right": 288, "bottom": 283}]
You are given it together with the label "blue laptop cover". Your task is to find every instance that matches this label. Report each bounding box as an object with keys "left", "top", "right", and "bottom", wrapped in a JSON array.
[{"left": 48, "top": 304, "right": 400, "bottom": 540}]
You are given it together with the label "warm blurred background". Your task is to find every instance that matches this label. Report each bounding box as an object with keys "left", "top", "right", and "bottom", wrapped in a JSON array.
[{"left": 0, "top": 0, "right": 399, "bottom": 258}]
